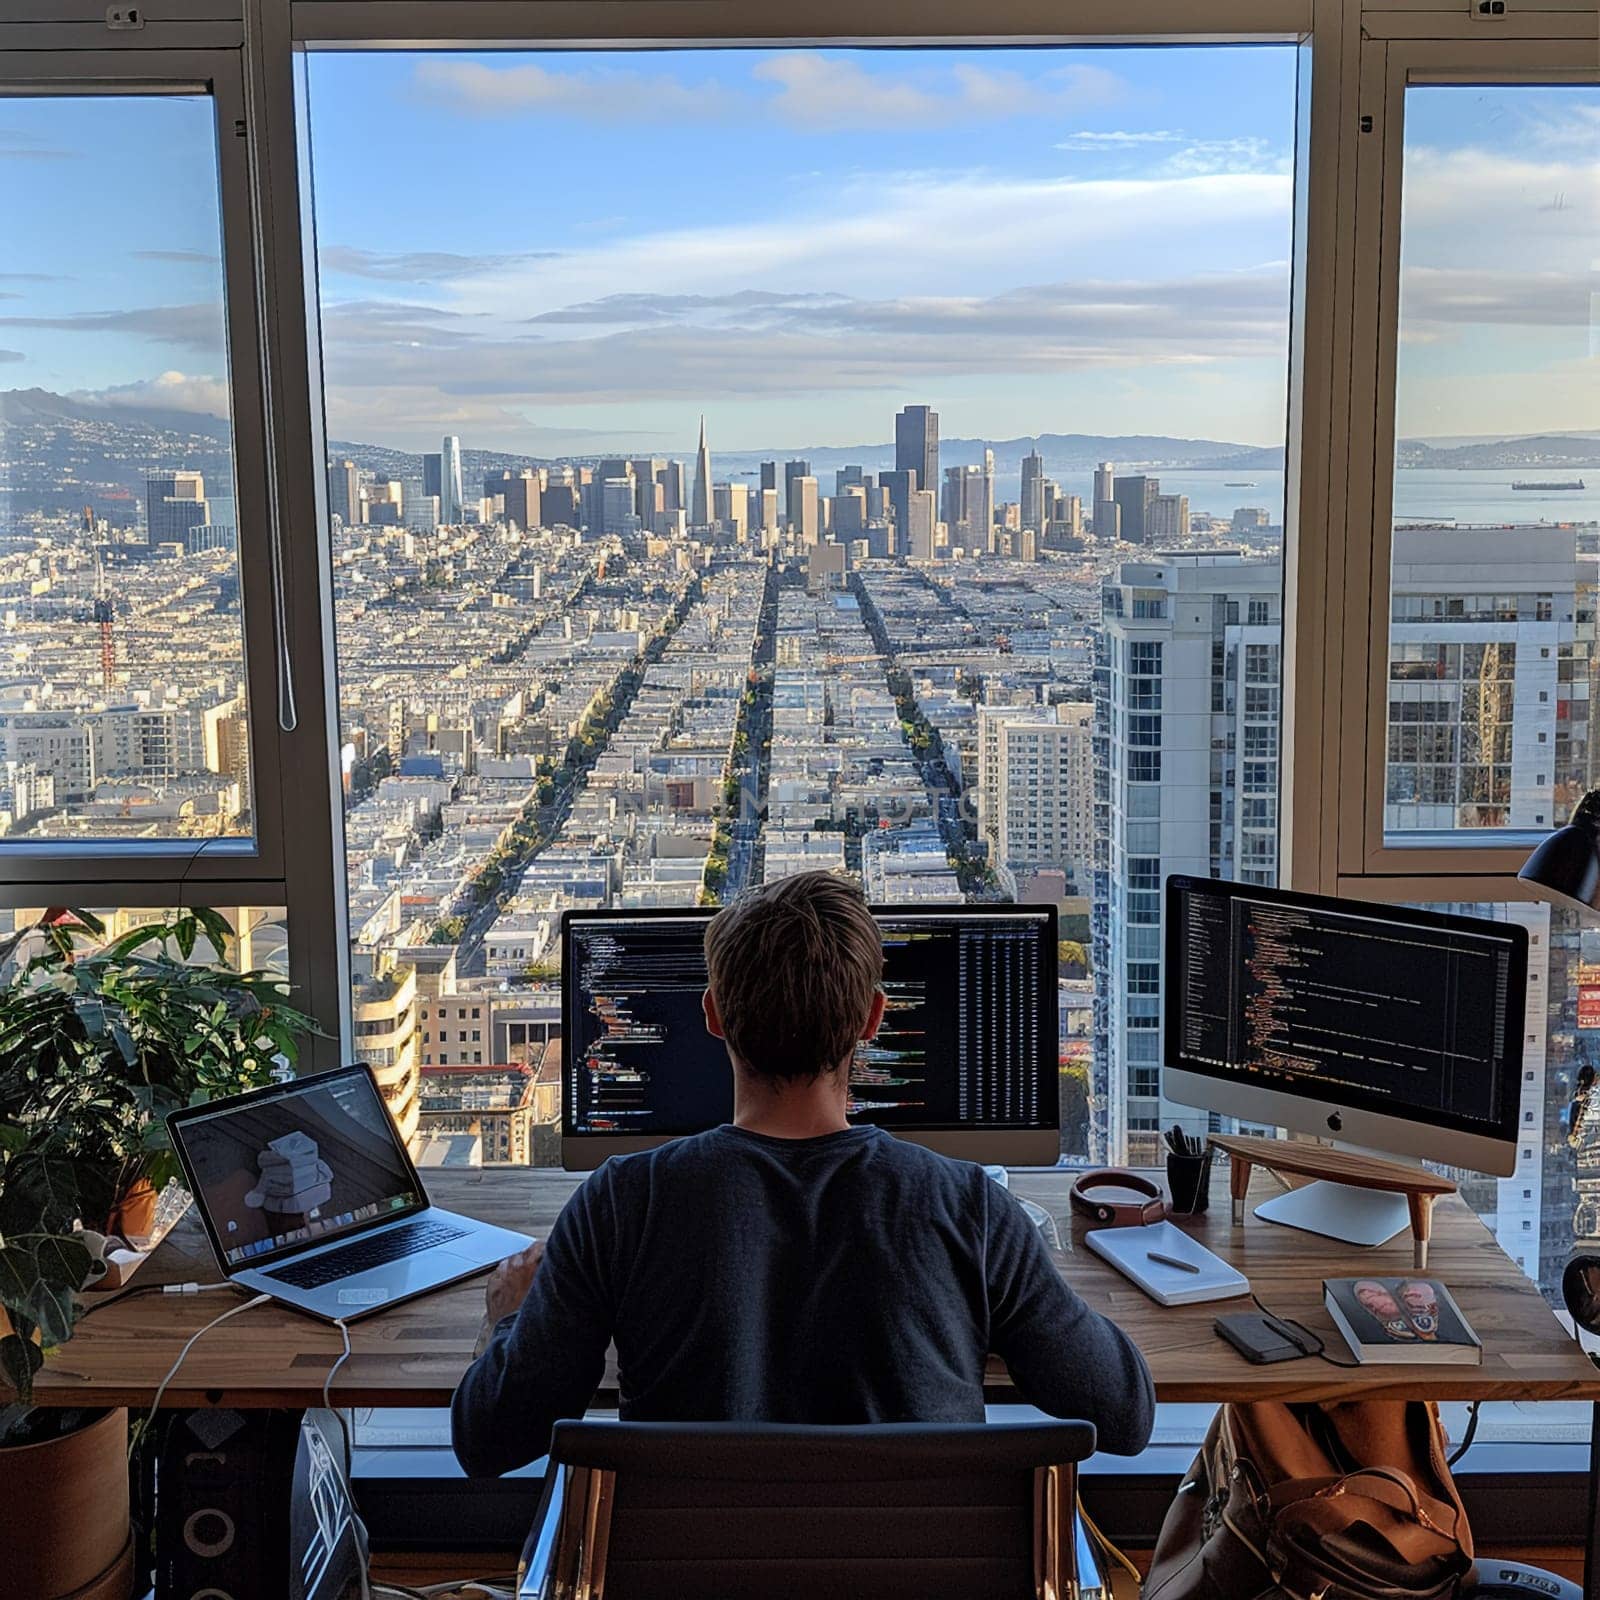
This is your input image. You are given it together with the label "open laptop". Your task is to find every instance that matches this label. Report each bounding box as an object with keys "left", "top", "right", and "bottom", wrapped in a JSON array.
[{"left": 168, "top": 1064, "right": 533, "bottom": 1322}]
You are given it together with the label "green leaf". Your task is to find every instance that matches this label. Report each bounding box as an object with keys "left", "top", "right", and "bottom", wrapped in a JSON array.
[
  {"left": 0, "top": 1331, "right": 43, "bottom": 1402},
  {"left": 20, "top": 1235, "right": 94, "bottom": 1297},
  {"left": 174, "top": 917, "right": 197, "bottom": 962}
]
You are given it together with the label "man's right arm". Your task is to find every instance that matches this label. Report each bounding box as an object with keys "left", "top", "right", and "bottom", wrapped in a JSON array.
[
  {"left": 983, "top": 1187, "right": 1156, "bottom": 1455},
  {"left": 451, "top": 1180, "right": 614, "bottom": 1477}
]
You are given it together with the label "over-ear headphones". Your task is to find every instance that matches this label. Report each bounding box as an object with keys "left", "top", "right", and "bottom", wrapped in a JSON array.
[{"left": 1069, "top": 1169, "right": 1168, "bottom": 1228}]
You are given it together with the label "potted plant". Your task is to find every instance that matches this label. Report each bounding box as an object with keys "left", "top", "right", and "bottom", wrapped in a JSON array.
[{"left": 0, "top": 906, "right": 322, "bottom": 1599}]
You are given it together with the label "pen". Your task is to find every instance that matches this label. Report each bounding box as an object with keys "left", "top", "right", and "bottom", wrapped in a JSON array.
[{"left": 1147, "top": 1250, "right": 1202, "bottom": 1274}]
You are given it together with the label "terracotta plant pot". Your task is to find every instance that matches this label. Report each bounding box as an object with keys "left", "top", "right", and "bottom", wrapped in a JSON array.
[
  {"left": 0, "top": 1406, "right": 134, "bottom": 1599},
  {"left": 105, "top": 1178, "right": 159, "bottom": 1244}
]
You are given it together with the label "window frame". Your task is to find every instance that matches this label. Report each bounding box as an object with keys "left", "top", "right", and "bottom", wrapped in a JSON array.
[
  {"left": 0, "top": 50, "right": 291, "bottom": 891},
  {"left": 1331, "top": 35, "right": 1600, "bottom": 886},
  {"left": 0, "top": 41, "right": 349, "bottom": 1069}
]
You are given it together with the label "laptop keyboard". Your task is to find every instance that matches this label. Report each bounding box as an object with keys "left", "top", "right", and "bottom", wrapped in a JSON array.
[{"left": 264, "top": 1218, "right": 469, "bottom": 1290}]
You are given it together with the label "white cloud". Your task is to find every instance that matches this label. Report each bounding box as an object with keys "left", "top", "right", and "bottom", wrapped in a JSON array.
[
  {"left": 83, "top": 370, "right": 233, "bottom": 416},
  {"left": 411, "top": 53, "right": 1127, "bottom": 130},
  {"left": 1056, "top": 129, "right": 1183, "bottom": 150},
  {"left": 1163, "top": 136, "right": 1289, "bottom": 176},
  {"left": 752, "top": 55, "right": 1125, "bottom": 131},
  {"left": 321, "top": 246, "right": 562, "bottom": 283},
  {"left": 412, "top": 58, "right": 724, "bottom": 122}
]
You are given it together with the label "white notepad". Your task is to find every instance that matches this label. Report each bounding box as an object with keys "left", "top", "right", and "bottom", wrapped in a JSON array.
[{"left": 1085, "top": 1220, "right": 1250, "bottom": 1306}]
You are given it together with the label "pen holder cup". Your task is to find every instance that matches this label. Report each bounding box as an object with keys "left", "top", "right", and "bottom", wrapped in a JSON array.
[{"left": 1167, "top": 1148, "right": 1213, "bottom": 1216}]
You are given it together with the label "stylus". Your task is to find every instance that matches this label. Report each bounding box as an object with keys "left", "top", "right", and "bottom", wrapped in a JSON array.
[{"left": 1147, "top": 1250, "right": 1201, "bottom": 1274}]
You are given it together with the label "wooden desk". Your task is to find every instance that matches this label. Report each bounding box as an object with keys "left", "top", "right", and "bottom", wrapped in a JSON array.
[{"left": 33, "top": 1166, "right": 1600, "bottom": 1411}]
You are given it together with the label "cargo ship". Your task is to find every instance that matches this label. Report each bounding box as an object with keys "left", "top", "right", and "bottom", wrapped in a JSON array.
[{"left": 1512, "top": 479, "right": 1585, "bottom": 491}]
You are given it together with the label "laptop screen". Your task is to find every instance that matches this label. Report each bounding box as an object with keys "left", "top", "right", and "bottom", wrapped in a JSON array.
[{"left": 174, "top": 1069, "right": 423, "bottom": 1269}]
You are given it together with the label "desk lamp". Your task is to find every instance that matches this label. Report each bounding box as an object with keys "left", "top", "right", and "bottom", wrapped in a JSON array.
[{"left": 1517, "top": 790, "right": 1600, "bottom": 912}]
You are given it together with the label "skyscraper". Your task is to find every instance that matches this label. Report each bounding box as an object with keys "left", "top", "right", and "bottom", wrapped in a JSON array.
[
  {"left": 784, "top": 459, "right": 811, "bottom": 526},
  {"left": 905, "top": 489, "right": 937, "bottom": 561},
  {"left": 979, "top": 448, "right": 996, "bottom": 552},
  {"left": 791, "top": 476, "right": 820, "bottom": 546},
  {"left": 760, "top": 461, "right": 778, "bottom": 496},
  {"left": 880, "top": 468, "right": 916, "bottom": 539},
  {"left": 659, "top": 460, "right": 686, "bottom": 515},
  {"left": 692, "top": 415, "right": 713, "bottom": 530},
  {"left": 1113, "top": 474, "right": 1160, "bottom": 545},
  {"left": 439, "top": 436, "right": 464, "bottom": 526},
  {"left": 895, "top": 405, "right": 938, "bottom": 504},
  {"left": 1020, "top": 450, "right": 1046, "bottom": 533},
  {"left": 423, "top": 454, "right": 442, "bottom": 501},
  {"left": 1093, "top": 462, "right": 1117, "bottom": 540},
  {"left": 1148, "top": 492, "right": 1190, "bottom": 544},
  {"left": 328, "top": 460, "right": 361, "bottom": 527},
  {"left": 145, "top": 471, "right": 208, "bottom": 548}
]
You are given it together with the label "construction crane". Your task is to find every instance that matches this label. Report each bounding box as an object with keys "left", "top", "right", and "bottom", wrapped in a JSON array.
[{"left": 92, "top": 551, "right": 115, "bottom": 695}]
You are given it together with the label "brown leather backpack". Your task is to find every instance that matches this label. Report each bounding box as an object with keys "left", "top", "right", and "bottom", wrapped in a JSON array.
[{"left": 1144, "top": 1401, "right": 1473, "bottom": 1600}]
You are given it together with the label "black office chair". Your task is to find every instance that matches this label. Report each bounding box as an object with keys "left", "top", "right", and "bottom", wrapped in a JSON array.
[{"left": 520, "top": 1418, "right": 1099, "bottom": 1600}]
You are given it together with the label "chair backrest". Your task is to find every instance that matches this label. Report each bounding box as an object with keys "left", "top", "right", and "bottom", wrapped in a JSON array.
[{"left": 536, "top": 1418, "right": 1097, "bottom": 1600}]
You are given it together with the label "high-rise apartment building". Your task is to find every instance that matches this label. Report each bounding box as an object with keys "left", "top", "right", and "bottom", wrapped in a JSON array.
[
  {"left": 976, "top": 702, "right": 1047, "bottom": 853},
  {"left": 691, "top": 415, "right": 713, "bottom": 530},
  {"left": 895, "top": 405, "right": 938, "bottom": 504},
  {"left": 145, "top": 471, "right": 208, "bottom": 548},
  {"left": 1093, "top": 552, "right": 1281, "bottom": 1167},
  {"left": 988, "top": 703, "right": 1095, "bottom": 891},
  {"left": 1113, "top": 474, "right": 1160, "bottom": 546},
  {"left": 423, "top": 453, "right": 442, "bottom": 501},
  {"left": 1386, "top": 525, "right": 1593, "bottom": 833},
  {"left": 439, "top": 435, "right": 464, "bottom": 526}
]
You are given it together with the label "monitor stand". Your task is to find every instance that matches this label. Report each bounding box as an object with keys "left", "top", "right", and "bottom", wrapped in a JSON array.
[{"left": 1253, "top": 1180, "right": 1411, "bottom": 1249}]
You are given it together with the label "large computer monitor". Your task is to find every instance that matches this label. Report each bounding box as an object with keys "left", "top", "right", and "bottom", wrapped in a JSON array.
[
  {"left": 1164, "top": 876, "right": 1528, "bottom": 1245},
  {"left": 561, "top": 904, "right": 1060, "bottom": 1169}
]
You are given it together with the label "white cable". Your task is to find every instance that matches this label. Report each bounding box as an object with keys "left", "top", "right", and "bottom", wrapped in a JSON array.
[
  {"left": 163, "top": 1280, "right": 232, "bottom": 1295},
  {"left": 323, "top": 1318, "right": 372, "bottom": 1600},
  {"left": 133, "top": 1291, "right": 272, "bottom": 1456}
]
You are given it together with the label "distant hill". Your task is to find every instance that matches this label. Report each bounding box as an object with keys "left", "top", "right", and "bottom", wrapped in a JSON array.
[{"left": 1396, "top": 434, "right": 1600, "bottom": 470}]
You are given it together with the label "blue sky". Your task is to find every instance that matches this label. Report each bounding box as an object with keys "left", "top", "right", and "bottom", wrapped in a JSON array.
[{"left": 0, "top": 55, "right": 1593, "bottom": 457}]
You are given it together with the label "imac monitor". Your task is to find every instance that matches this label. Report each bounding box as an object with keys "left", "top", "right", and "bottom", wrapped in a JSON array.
[
  {"left": 561, "top": 904, "right": 1059, "bottom": 1168},
  {"left": 1163, "top": 877, "right": 1528, "bottom": 1246}
]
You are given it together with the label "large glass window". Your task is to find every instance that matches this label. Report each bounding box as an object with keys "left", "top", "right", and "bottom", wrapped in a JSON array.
[
  {"left": 1383, "top": 84, "right": 1599, "bottom": 844},
  {"left": 0, "top": 95, "right": 254, "bottom": 843},
  {"left": 303, "top": 43, "right": 1297, "bottom": 1167}
]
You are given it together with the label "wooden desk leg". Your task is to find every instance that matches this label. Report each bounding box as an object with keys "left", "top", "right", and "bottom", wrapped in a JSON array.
[
  {"left": 1229, "top": 1155, "right": 1253, "bottom": 1226},
  {"left": 1407, "top": 1192, "right": 1434, "bottom": 1273}
]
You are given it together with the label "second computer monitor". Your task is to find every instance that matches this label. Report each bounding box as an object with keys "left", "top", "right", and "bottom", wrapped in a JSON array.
[
  {"left": 1164, "top": 876, "right": 1527, "bottom": 1177},
  {"left": 561, "top": 904, "right": 1060, "bottom": 1169}
]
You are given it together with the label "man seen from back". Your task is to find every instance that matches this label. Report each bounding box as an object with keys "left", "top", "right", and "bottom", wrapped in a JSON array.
[{"left": 452, "top": 871, "right": 1155, "bottom": 1475}]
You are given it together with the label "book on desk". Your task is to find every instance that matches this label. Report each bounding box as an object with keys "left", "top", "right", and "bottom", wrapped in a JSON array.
[{"left": 1323, "top": 1276, "right": 1482, "bottom": 1365}]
